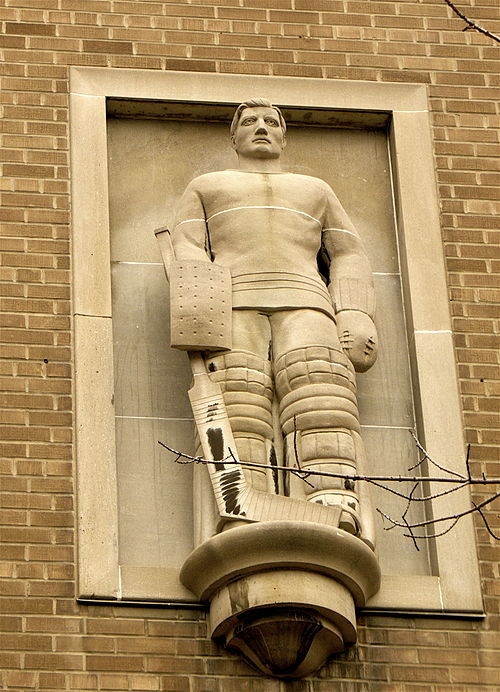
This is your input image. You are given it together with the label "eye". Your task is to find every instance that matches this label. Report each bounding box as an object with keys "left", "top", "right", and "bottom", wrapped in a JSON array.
[
  {"left": 241, "top": 117, "right": 257, "bottom": 126},
  {"left": 265, "top": 118, "right": 279, "bottom": 127}
]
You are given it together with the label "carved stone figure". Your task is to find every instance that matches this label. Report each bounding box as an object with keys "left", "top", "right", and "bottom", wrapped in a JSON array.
[{"left": 156, "top": 99, "right": 381, "bottom": 679}]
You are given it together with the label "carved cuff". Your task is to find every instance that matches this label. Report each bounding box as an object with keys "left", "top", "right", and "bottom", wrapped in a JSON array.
[
  {"left": 169, "top": 260, "right": 232, "bottom": 351},
  {"left": 331, "top": 278, "right": 375, "bottom": 318}
]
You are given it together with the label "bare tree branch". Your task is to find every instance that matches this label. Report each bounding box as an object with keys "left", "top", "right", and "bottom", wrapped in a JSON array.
[
  {"left": 402, "top": 482, "right": 419, "bottom": 523},
  {"left": 159, "top": 443, "right": 500, "bottom": 486},
  {"left": 366, "top": 477, "right": 465, "bottom": 503},
  {"left": 409, "top": 431, "right": 466, "bottom": 479},
  {"left": 378, "top": 491, "right": 500, "bottom": 532},
  {"left": 442, "top": 0, "right": 500, "bottom": 43},
  {"left": 403, "top": 514, "right": 420, "bottom": 551},
  {"left": 409, "top": 517, "right": 461, "bottom": 541},
  {"left": 159, "top": 433, "right": 500, "bottom": 545},
  {"left": 472, "top": 500, "right": 500, "bottom": 541},
  {"left": 158, "top": 440, "right": 205, "bottom": 464}
]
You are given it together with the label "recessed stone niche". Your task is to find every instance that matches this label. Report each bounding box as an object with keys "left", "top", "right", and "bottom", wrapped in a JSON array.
[
  {"left": 107, "top": 113, "right": 429, "bottom": 597},
  {"left": 71, "top": 69, "right": 483, "bottom": 680}
]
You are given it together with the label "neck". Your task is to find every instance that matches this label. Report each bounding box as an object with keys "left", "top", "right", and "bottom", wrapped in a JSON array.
[{"left": 237, "top": 155, "right": 282, "bottom": 173}]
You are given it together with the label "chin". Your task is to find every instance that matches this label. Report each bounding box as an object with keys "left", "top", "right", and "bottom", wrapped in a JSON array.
[{"left": 250, "top": 149, "right": 280, "bottom": 159}]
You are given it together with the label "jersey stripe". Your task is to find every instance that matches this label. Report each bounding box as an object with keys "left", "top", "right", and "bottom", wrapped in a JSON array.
[{"left": 206, "top": 205, "right": 322, "bottom": 225}]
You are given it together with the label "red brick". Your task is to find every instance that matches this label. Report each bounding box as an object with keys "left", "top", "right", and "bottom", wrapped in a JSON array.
[
  {"left": 87, "top": 619, "right": 145, "bottom": 635},
  {"left": 0, "top": 616, "right": 23, "bottom": 631},
  {"left": 83, "top": 39, "right": 133, "bottom": 53},
  {"left": 0, "top": 633, "right": 52, "bottom": 651},
  {"left": 38, "top": 672, "right": 67, "bottom": 689},
  {"left": 5, "top": 22, "right": 56, "bottom": 36},
  {"left": 55, "top": 634, "right": 114, "bottom": 653},
  {"left": 86, "top": 655, "right": 145, "bottom": 672},
  {"left": 3, "top": 671, "right": 37, "bottom": 689},
  {"left": 24, "top": 653, "right": 84, "bottom": 670}
]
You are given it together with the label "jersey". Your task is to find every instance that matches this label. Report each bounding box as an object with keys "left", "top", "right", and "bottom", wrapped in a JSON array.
[{"left": 171, "top": 170, "right": 372, "bottom": 319}]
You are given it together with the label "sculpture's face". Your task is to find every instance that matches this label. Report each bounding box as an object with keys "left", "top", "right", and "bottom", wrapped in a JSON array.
[{"left": 232, "top": 106, "right": 286, "bottom": 159}]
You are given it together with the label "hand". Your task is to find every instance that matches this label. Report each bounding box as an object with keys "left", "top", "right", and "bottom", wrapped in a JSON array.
[{"left": 336, "top": 310, "right": 378, "bottom": 373}]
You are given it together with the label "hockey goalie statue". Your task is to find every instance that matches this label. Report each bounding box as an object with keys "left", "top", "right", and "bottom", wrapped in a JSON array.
[{"left": 156, "top": 99, "right": 381, "bottom": 679}]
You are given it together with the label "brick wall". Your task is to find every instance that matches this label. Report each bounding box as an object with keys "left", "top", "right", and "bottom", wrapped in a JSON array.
[{"left": 1, "top": 1, "right": 499, "bottom": 689}]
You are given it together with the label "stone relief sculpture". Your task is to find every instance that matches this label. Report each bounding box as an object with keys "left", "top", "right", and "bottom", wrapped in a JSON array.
[{"left": 156, "top": 99, "right": 381, "bottom": 679}]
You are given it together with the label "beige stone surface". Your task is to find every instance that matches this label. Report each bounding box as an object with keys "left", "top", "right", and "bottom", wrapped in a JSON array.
[
  {"left": 116, "top": 418, "right": 194, "bottom": 564},
  {"left": 71, "top": 93, "right": 112, "bottom": 318},
  {"left": 288, "top": 126, "right": 398, "bottom": 274},
  {"left": 111, "top": 263, "right": 192, "bottom": 419},
  {"left": 361, "top": 426, "right": 429, "bottom": 577},
  {"left": 71, "top": 67, "right": 428, "bottom": 112},
  {"left": 390, "top": 111, "right": 453, "bottom": 332},
  {"left": 181, "top": 520, "right": 381, "bottom": 605},
  {"left": 211, "top": 570, "right": 356, "bottom": 677},
  {"left": 115, "top": 417, "right": 195, "bottom": 601},
  {"left": 74, "top": 314, "right": 119, "bottom": 598},
  {"left": 119, "top": 566, "right": 194, "bottom": 602},
  {"left": 358, "top": 274, "right": 414, "bottom": 427},
  {"left": 411, "top": 330, "right": 482, "bottom": 612},
  {"left": 367, "top": 574, "right": 442, "bottom": 611},
  {"left": 107, "top": 120, "right": 234, "bottom": 263}
]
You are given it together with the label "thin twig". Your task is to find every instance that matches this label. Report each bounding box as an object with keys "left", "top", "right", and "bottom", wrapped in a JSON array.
[
  {"left": 158, "top": 440, "right": 207, "bottom": 464},
  {"left": 405, "top": 517, "right": 461, "bottom": 541},
  {"left": 367, "top": 478, "right": 465, "bottom": 503},
  {"left": 293, "top": 415, "right": 301, "bottom": 470},
  {"left": 410, "top": 431, "right": 466, "bottom": 480},
  {"left": 472, "top": 501, "right": 500, "bottom": 540},
  {"left": 403, "top": 514, "right": 420, "bottom": 551},
  {"left": 442, "top": 0, "right": 500, "bottom": 43},
  {"left": 377, "top": 507, "right": 460, "bottom": 540},
  {"left": 378, "top": 491, "right": 500, "bottom": 531},
  {"left": 465, "top": 444, "right": 472, "bottom": 482},
  {"left": 402, "top": 482, "right": 419, "bottom": 522}
]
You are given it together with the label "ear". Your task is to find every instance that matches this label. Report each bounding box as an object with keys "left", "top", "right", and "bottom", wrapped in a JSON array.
[
  {"left": 231, "top": 135, "right": 237, "bottom": 151},
  {"left": 282, "top": 135, "right": 287, "bottom": 150}
]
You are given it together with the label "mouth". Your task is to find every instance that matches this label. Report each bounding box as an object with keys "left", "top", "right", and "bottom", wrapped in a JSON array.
[{"left": 253, "top": 138, "right": 271, "bottom": 144}]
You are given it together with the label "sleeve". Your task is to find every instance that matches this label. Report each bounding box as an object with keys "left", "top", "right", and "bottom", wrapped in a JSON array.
[
  {"left": 170, "top": 179, "right": 212, "bottom": 262},
  {"left": 321, "top": 185, "right": 375, "bottom": 319}
]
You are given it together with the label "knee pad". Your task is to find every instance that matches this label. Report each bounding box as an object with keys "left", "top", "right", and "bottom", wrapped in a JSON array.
[
  {"left": 205, "top": 350, "right": 274, "bottom": 492},
  {"left": 275, "top": 346, "right": 365, "bottom": 535},
  {"left": 205, "top": 349, "right": 274, "bottom": 445},
  {"left": 274, "top": 346, "right": 360, "bottom": 435}
]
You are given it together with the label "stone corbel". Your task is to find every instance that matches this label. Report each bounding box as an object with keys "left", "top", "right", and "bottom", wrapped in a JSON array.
[{"left": 181, "top": 519, "right": 380, "bottom": 678}]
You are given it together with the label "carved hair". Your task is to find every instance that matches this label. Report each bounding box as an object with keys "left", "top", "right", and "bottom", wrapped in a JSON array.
[{"left": 230, "top": 98, "right": 286, "bottom": 138}]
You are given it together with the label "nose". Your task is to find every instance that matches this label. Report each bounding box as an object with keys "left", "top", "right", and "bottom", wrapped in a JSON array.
[{"left": 255, "top": 121, "right": 268, "bottom": 133}]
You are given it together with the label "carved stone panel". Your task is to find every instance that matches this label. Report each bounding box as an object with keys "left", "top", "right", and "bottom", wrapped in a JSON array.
[{"left": 107, "top": 116, "right": 431, "bottom": 601}]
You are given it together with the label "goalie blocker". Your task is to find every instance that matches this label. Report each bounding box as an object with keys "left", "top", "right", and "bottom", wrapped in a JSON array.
[{"left": 155, "top": 226, "right": 232, "bottom": 352}]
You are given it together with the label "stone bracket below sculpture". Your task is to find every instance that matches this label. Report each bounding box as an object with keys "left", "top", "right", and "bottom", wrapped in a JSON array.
[{"left": 180, "top": 520, "right": 381, "bottom": 679}]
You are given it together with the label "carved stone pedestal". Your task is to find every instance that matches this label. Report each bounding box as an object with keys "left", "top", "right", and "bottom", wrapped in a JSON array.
[{"left": 180, "top": 520, "right": 381, "bottom": 679}]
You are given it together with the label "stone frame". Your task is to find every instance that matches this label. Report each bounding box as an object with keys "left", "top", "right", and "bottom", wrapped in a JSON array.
[{"left": 70, "top": 66, "right": 483, "bottom": 615}]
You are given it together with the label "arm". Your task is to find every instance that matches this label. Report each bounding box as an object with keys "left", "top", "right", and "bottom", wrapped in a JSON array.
[
  {"left": 157, "top": 178, "right": 232, "bottom": 352},
  {"left": 321, "top": 186, "right": 378, "bottom": 373},
  {"left": 171, "top": 179, "right": 212, "bottom": 261}
]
